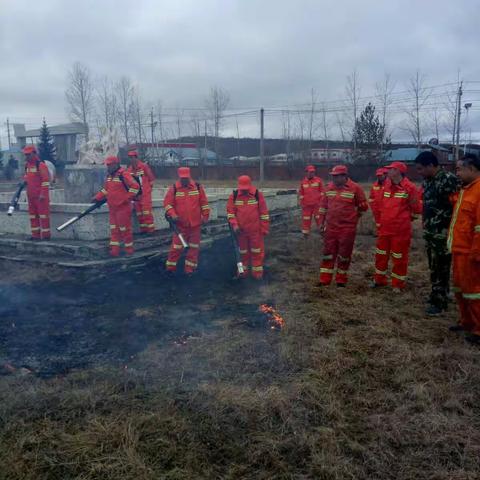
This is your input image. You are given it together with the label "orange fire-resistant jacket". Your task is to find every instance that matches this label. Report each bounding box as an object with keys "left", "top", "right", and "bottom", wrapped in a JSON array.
[
  {"left": 318, "top": 179, "right": 368, "bottom": 233},
  {"left": 378, "top": 177, "right": 422, "bottom": 236},
  {"left": 299, "top": 176, "right": 324, "bottom": 207},
  {"left": 24, "top": 156, "right": 50, "bottom": 198},
  {"left": 94, "top": 167, "right": 140, "bottom": 207},
  {"left": 163, "top": 180, "right": 210, "bottom": 228},
  {"left": 447, "top": 177, "right": 480, "bottom": 256},
  {"left": 368, "top": 180, "right": 385, "bottom": 225},
  {"left": 227, "top": 187, "right": 270, "bottom": 235},
  {"left": 127, "top": 159, "right": 155, "bottom": 197}
]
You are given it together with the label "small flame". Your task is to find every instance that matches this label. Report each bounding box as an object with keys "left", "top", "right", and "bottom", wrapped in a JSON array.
[{"left": 259, "top": 304, "right": 285, "bottom": 329}]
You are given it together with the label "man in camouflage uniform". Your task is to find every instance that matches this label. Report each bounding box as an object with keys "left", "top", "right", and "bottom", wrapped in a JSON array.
[{"left": 415, "top": 151, "right": 459, "bottom": 315}]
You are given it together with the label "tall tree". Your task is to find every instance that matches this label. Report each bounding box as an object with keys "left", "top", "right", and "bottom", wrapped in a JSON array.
[
  {"left": 403, "top": 71, "right": 430, "bottom": 146},
  {"left": 65, "top": 62, "right": 94, "bottom": 140},
  {"left": 116, "top": 76, "right": 135, "bottom": 145},
  {"left": 353, "top": 103, "right": 389, "bottom": 164},
  {"left": 96, "top": 75, "right": 117, "bottom": 131},
  {"left": 205, "top": 86, "right": 230, "bottom": 160},
  {"left": 37, "top": 119, "right": 57, "bottom": 164},
  {"left": 345, "top": 69, "right": 361, "bottom": 153}
]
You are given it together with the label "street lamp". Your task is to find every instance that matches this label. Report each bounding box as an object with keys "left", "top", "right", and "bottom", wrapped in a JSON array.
[{"left": 464, "top": 103, "right": 473, "bottom": 154}]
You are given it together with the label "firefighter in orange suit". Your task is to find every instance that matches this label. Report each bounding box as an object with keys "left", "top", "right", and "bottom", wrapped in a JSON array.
[
  {"left": 227, "top": 175, "right": 270, "bottom": 279},
  {"left": 318, "top": 165, "right": 368, "bottom": 286},
  {"left": 448, "top": 153, "right": 480, "bottom": 344},
  {"left": 373, "top": 161, "right": 422, "bottom": 291},
  {"left": 23, "top": 145, "right": 51, "bottom": 240},
  {"left": 163, "top": 167, "right": 210, "bottom": 275},
  {"left": 369, "top": 167, "right": 388, "bottom": 230},
  {"left": 298, "top": 165, "right": 324, "bottom": 237},
  {"left": 94, "top": 156, "right": 140, "bottom": 256},
  {"left": 126, "top": 150, "right": 156, "bottom": 234}
]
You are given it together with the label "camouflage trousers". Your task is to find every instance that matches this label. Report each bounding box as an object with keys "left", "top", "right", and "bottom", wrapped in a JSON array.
[{"left": 425, "top": 232, "right": 451, "bottom": 309}]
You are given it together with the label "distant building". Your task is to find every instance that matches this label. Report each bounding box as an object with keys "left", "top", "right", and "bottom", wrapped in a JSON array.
[
  {"left": 129, "top": 143, "right": 217, "bottom": 166},
  {"left": 309, "top": 147, "right": 352, "bottom": 163},
  {"left": 13, "top": 122, "right": 87, "bottom": 164},
  {"left": 386, "top": 145, "right": 453, "bottom": 165}
]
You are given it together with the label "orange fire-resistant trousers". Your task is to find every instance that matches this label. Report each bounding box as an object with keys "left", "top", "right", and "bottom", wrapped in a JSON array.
[
  {"left": 109, "top": 202, "right": 134, "bottom": 256},
  {"left": 374, "top": 234, "right": 411, "bottom": 289},
  {"left": 238, "top": 230, "right": 265, "bottom": 279},
  {"left": 134, "top": 195, "right": 155, "bottom": 233},
  {"left": 28, "top": 195, "right": 50, "bottom": 239},
  {"left": 319, "top": 230, "right": 356, "bottom": 285},
  {"left": 301, "top": 205, "right": 320, "bottom": 235},
  {"left": 166, "top": 225, "right": 202, "bottom": 273},
  {"left": 452, "top": 253, "right": 480, "bottom": 336}
]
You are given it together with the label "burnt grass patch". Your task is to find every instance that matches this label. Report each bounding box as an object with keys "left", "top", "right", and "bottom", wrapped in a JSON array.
[{"left": 1, "top": 218, "right": 480, "bottom": 479}]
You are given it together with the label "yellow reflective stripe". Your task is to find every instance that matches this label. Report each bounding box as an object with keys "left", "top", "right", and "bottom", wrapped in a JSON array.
[
  {"left": 139, "top": 223, "right": 149, "bottom": 227},
  {"left": 188, "top": 190, "right": 200, "bottom": 196},
  {"left": 391, "top": 272, "right": 407, "bottom": 280},
  {"left": 393, "top": 193, "right": 409, "bottom": 198},
  {"left": 110, "top": 241, "right": 120, "bottom": 246},
  {"left": 311, "top": 182, "right": 319, "bottom": 187},
  {"left": 227, "top": 213, "right": 236, "bottom": 218},
  {"left": 201, "top": 205, "right": 210, "bottom": 210},
  {"left": 251, "top": 248, "right": 262, "bottom": 253},
  {"left": 128, "top": 188, "right": 139, "bottom": 193},
  {"left": 185, "top": 260, "right": 197, "bottom": 267},
  {"left": 173, "top": 243, "right": 184, "bottom": 249},
  {"left": 31, "top": 227, "right": 40, "bottom": 231},
  {"left": 247, "top": 200, "right": 258, "bottom": 205},
  {"left": 166, "top": 261, "right": 177, "bottom": 266},
  {"left": 299, "top": 195, "right": 304, "bottom": 199},
  {"left": 384, "top": 192, "right": 391, "bottom": 198},
  {"left": 319, "top": 208, "right": 327, "bottom": 213},
  {"left": 40, "top": 228, "right": 50, "bottom": 232},
  {"left": 303, "top": 216, "right": 311, "bottom": 220},
  {"left": 27, "top": 167, "right": 38, "bottom": 172},
  {"left": 391, "top": 252, "right": 403, "bottom": 259},
  {"left": 301, "top": 229, "right": 310, "bottom": 234},
  {"left": 110, "top": 224, "right": 116, "bottom": 229},
  {"left": 124, "top": 242, "right": 133, "bottom": 247},
  {"left": 463, "top": 293, "right": 480, "bottom": 300},
  {"left": 320, "top": 268, "right": 335, "bottom": 274},
  {"left": 41, "top": 182, "right": 50, "bottom": 187},
  {"left": 303, "top": 184, "right": 310, "bottom": 188},
  {"left": 39, "top": 214, "right": 48, "bottom": 219},
  {"left": 322, "top": 254, "right": 333, "bottom": 260},
  {"left": 234, "top": 201, "right": 244, "bottom": 205},
  {"left": 260, "top": 215, "right": 269, "bottom": 220},
  {"left": 142, "top": 210, "right": 151, "bottom": 215},
  {"left": 337, "top": 269, "right": 348, "bottom": 275},
  {"left": 189, "top": 243, "right": 200, "bottom": 249},
  {"left": 175, "top": 192, "right": 185, "bottom": 197},
  {"left": 448, "top": 189, "right": 464, "bottom": 253},
  {"left": 376, "top": 248, "right": 387, "bottom": 255},
  {"left": 375, "top": 269, "right": 387, "bottom": 275},
  {"left": 112, "top": 178, "right": 122, "bottom": 182},
  {"left": 340, "top": 192, "right": 354, "bottom": 198},
  {"left": 239, "top": 249, "right": 248, "bottom": 254},
  {"left": 119, "top": 227, "right": 126, "bottom": 231},
  {"left": 373, "top": 186, "right": 380, "bottom": 190},
  {"left": 29, "top": 215, "right": 36, "bottom": 219},
  {"left": 474, "top": 225, "right": 480, "bottom": 233},
  {"left": 338, "top": 255, "right": 350, "bottom": 262},
  {"left": 326, "top": 191, "right": 336, "bottom": 197},
  {"left": 165, "top": 204, "right": 174, "bottom": 211},
  {"left": 251, "top": 266, "right": 263, "bottom": 271}
]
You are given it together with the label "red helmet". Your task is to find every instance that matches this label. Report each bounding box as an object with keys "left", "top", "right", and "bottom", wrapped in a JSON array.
[
  {"left": 237, "top": 175, "right": 252, "bottom": 189},
  {"left": 330, "top": 165, "right": 348, "bottom": 176},
  {"left": 305, "top": 165, "right": 316, "bottom": 173},
  {"left": 22, "top": 145, "right": 37, "bottom": 154},
  {"left": 376, "top": 167, "right": 388, "bottom": 176},
  {"left": 385, "top": 161, "right": 407, "bottom": 174},
  {"left": 127, "top": 150, "right": 138, "bottom": 157},
  {"left": 104, "top": 156, "right": 120, "bottom": 166},
  {"left": 178, "top": 167, "right": 191, "bottom": 178}
]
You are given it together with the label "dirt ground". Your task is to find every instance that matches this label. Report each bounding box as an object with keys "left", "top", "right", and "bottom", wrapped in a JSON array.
[{"left": 0, "top": 215, "right": 479, "bottom": 480}]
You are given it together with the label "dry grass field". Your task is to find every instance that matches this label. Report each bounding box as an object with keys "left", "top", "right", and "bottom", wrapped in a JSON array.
[{"left": 0, "top": 212, "right": 479, "bottom": 479}]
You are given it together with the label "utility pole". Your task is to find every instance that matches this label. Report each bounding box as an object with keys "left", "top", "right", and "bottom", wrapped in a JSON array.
[
  {"left": 464, "top": 102, "right": 472, "bottom": 155},
  {"left": 150, "top": 108, "right": 155, "bottom": 144},
  {"left": 6, "top": 118, "right": 11, "bottom": 148},
  {"left": 455, "top": 81, "right": 463, "bottom": 161},
  {"left": 260, "top": 108, "right": 265, "bottom": 183},
  {"left": 203, "top": 119, "right": 207, "bottom": 176}
]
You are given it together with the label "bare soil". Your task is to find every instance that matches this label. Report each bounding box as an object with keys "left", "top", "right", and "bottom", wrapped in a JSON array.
[{"left": 0, "top": 216, "right": 479, "bottom": 480}]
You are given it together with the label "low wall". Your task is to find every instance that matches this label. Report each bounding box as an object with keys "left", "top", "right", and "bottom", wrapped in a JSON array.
[{"left": 0, "top": 189, "right": 298, "bottom": 241}]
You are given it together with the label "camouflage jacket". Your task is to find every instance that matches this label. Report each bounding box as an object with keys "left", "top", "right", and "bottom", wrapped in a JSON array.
[{"left": 422, "top": 169, "right": 459, "bottom": 238}]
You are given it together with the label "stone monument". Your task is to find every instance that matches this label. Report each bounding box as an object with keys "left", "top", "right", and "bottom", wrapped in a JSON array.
[{"left": 64, "top": 128, "right": 119, "bottom": 203}]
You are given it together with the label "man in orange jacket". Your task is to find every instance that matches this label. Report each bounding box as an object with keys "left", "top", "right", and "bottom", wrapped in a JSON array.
[
  {"left": 94, "top": 156, "right": 140, "bottom": 256},
  {"left": 298, "top": 165, "right": 324, "bottom": 237},
  {"left": 373, "top": 161, "right": 422, "bottom": 291},
  {"left": 163, "top": 167, "right": 210, "bottom": 275},
  {"left": 23, "top": 145, "right": 51, "bottom": 240},
  {"left": 127, "top": 150, "right": 156, "bottom": 234},
  {"left": 369, "top": 167, "right": 388, "bottom": 230},
  {"left": 448, "top": 153, "right": 480, "bottom": 344},
  {"left": 227, "top": 175, "right": 270, "bottom": 279},
  {"left": 318, "top": 165, "right": 368, "bottom": 287}
]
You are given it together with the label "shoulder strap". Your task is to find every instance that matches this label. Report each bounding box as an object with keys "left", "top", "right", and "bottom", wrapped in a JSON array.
[
  {"left": 173, "top": 183, "right": 176, "bottom": 194},
  {"left": 233, "top": 189, "right": 238, "bottom": 201},
  {"left": 119, "top": 174, "right": 130, "bottom": 193},
  {"left": 255, "top": 189, "right": 259, "bottom": 201},
  {"left": 196, "top": 182, "right": 200, "bottom": 189}
]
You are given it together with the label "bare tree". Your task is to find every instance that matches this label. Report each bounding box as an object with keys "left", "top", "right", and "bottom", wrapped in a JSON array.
[
  {"left": 175, "top": 106, "right": 184, "bottom": 140},
  {"left": 281, "top": 110, "right": 291, "bottom": 159},
  {"left": 308, "top": 88, "right": 318, "bottom": 151},
  {"left": 205, "top": 86, "right": 230, "bottom": 158},
  {"left": 336, "top": 112, "right": 346, "bottom": 143},
  {"left": 402, "top": 71, "right": 430, "bottom": 146},
  {"left": 65, "top": 62, "right": 94, "bottom": 140},
  {"left": 320, "top": 102, "right": 330, "bottom": 161},
  {"left": 375, "top": 73, "right": 396, "bottom": 148},
  {"left": 131, "top": 88, "right": 145, "bottom": 145},
  {"left": 96, "top": 75, "right": 117, "bottom": 131},
  {"left": 116, "top": 76, "right": 135, "bottom": 145},
  {"left": 345, "top": 69, "right": 361, "bottom": 152}
]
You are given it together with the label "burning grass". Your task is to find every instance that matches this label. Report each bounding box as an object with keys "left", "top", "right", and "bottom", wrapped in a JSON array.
[{"left": 1, "top": 214, "right": 480, "bottom": 479}]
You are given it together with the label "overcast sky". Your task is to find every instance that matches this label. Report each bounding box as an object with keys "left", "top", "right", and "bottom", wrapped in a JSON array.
[{"left": 1, "top": 0, "right": 480, "bottom": 146}]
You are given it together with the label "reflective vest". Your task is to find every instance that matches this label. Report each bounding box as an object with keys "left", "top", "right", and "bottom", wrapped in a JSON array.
[
  {"left": 94, "top": 167, "right": 140, "bottom": 207},
  {"left": 24, "top": 157, "right": 50, "bottom": 198},
  {"left": 227, "top": 187, "right": 270, "bottom": 234},
  {"left": 299, "top": 176, "right": 324, "bottom": 207}
]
